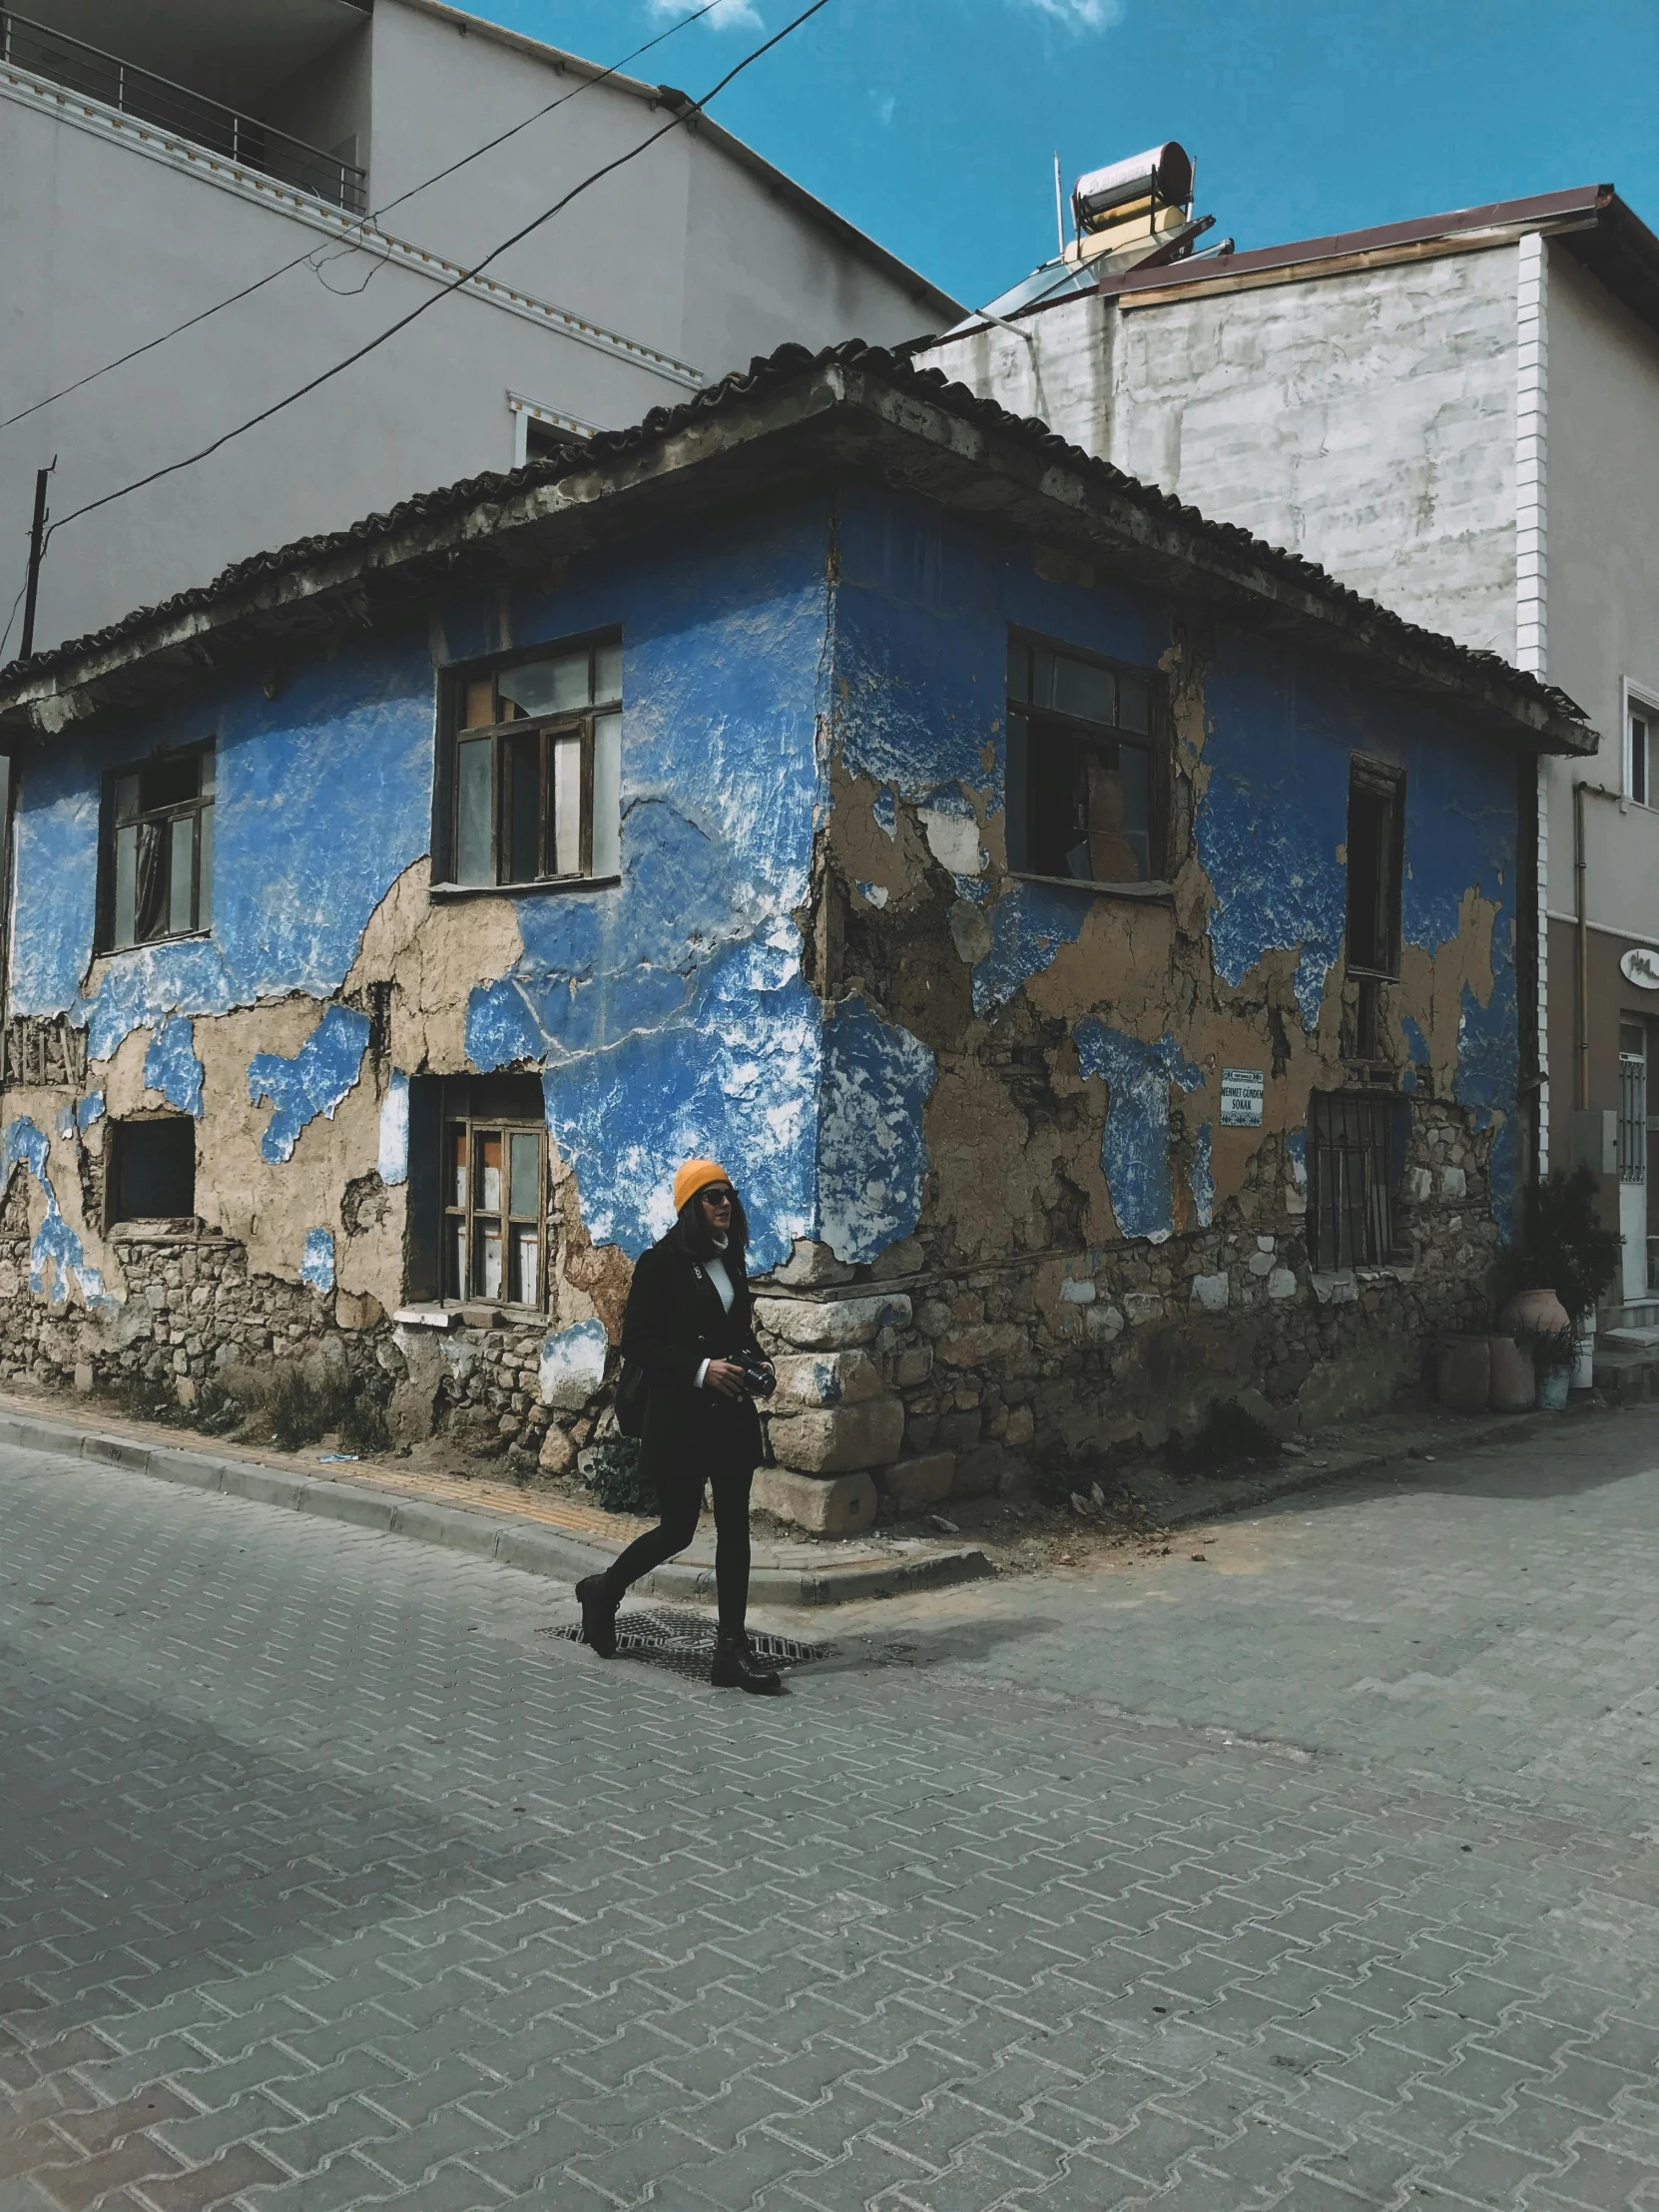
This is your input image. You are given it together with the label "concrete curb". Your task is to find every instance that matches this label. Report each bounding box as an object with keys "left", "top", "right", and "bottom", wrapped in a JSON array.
[
  {"left": 0, "top": 1408, "right": 994, "bottom": 1608},
  {"left": 1111, "top": 1406, "right": 1592, "bottom": 1531}
]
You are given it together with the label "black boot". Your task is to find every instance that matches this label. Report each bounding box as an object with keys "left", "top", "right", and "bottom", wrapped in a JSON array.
[
  {"left": 575, "top": 1575, "right": 619, "bottom": 1658},
  {"left": 711, "top": 1629, "right": 782, "bottom": 1695}
]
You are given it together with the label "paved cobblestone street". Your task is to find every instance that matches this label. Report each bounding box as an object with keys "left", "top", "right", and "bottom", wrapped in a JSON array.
[{"left": 5, "top": 1415, "right": 1659, "bottom": 2211}]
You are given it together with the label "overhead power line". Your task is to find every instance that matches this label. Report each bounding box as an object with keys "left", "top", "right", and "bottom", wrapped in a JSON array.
[
  {"left": 0, "top": 0, "right": 727, "bottom": 435},
  {"left": 43, "top": 0, "right": 830, "bottom": 548}
]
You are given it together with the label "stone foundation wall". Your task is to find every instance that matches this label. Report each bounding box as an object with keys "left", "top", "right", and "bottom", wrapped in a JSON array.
[{"left": 0, "top": 1099, "right": 1496, "bottom": 1534}]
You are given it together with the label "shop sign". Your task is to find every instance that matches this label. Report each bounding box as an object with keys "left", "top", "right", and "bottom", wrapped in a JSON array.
[{"left": 1621, "top": 946, "right": 1659, "bottom": 990}]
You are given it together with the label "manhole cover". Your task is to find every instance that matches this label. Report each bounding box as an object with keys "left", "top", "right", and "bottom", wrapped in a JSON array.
[{"left": 549, "top": 1605, "right": 830, "bottom": 1677}]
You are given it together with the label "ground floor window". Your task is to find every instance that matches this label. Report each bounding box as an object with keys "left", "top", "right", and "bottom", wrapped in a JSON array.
[
  {"left": 406, "top": 1075, "right": 548, "bottom": 1310},
  {"left": 107, "top": 1117, "right": 196, "bottom": 1226},
  {"left": 1307, "top": 1091, "right": 1406, "bottom": 1272}
]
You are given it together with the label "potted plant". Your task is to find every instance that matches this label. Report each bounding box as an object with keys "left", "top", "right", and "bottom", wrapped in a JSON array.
[
  {"left": 1494, "top": 1167, "right": 1621, "bottom": 1402},
  {"left": 1507, "top": 1321, "right": 1574, "bottom": 1411}
]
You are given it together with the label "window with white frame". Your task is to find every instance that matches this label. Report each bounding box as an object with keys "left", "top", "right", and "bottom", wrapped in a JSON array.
[{"left": 1628, "top": 694, "right": 1653, "bottom": 807}]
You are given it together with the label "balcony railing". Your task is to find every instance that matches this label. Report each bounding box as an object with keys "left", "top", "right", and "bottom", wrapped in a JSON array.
[{"left": 1, "top": 8, "right": 367, "bottom": 213}]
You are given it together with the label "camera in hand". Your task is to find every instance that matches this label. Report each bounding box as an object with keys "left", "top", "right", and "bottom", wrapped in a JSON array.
[{"left": 738, "top": 1357, "right": 777, "bottom": 1399}]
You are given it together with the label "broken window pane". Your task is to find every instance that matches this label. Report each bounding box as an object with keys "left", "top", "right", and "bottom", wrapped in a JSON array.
[
  {"left": 477, "top": 1130, "right": 503, "bottom": 1213},
  {"left": 169, "top": 815, "right": 196, "bottom": 935},
  {"left": 455, "top": 738, "right": 493, "bottom": 883},
  {"left": 510, "top": 1226, "right": 539, "bottom": 1307},
  {"left": 113, "top": 823, "right": 138, "bottom": 948},
  {"left": 461, "top": 678, "right": 495, "bottom": 730},
  {"left": 509, "top": 1129, "right": 540, "bottom": 1218},
  {"left": 553, "top": 737, "right": 583, "bottom": 876},
  {"left": 504, "top": 730, "right": 540, "bottom": 881},
  {"left": 1006, "top": 634, "right": 1163, "bottom": 882},
  {"left": 499, "top": 650, "right": 589, "bottom": 719}
]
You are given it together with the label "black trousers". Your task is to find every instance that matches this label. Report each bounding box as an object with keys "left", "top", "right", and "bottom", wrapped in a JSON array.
[{"left": 603, "top": 1448, "right": 754, "bottom": 1634}]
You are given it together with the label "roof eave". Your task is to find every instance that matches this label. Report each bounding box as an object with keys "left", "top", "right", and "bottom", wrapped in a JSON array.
[{"left": 0, "top": 356, "right": 1592, "bottom": 761}]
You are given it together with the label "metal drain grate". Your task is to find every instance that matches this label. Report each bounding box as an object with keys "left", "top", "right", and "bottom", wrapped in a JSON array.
[{"left": 552, "top": 1605, "right": 830, "bottom": 1677}]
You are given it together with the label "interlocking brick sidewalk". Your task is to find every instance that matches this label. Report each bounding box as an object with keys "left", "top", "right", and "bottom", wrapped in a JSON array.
[
  {"left": 6, "top": 1435, "right": 1659, "bottom": 2211},
  {"left": 0, "top": 1390, "right": 993, "bottom": 1609}
]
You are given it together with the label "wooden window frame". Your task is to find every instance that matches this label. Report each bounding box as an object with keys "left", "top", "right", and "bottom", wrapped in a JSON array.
[
  {"left": 96, "top": 741, "right": 216, "bottom": 953},
  {"left": 439, "top": 1080, "right": 549, "bottom": 1312},
  {"left": 1345, "top": 757, "right": 1405, "bottom": 982},
  {"left": 1005, "top": 630, "right": 1170, "bottom": 888},
  {"left": 105, "top": 1115, "right": 198, "bottom": 1232},
  {"left": 434, "top": 633, "right": 621, "bottom": 893}
]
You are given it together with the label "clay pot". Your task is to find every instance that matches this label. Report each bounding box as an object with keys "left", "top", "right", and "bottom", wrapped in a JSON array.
[
  {"left": 1499, "top": 1286, "right": 1571, "bottom": 1340},
  {"left": 1486, "top": 1335, "right": 1535, "bottom": 1414},
  {"left": 1437, "top": 1334, "right": 1491, "bottom": 1415}
]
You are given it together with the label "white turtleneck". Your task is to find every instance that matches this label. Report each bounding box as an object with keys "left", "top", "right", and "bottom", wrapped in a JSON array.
[{"left": 696, "top": 1234, "right": 736, "bottom": 1388}]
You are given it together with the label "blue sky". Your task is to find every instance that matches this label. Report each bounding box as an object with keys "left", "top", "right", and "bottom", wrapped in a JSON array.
[{"left": 481, "top": 0, "right": 1658, "bottom": 312}]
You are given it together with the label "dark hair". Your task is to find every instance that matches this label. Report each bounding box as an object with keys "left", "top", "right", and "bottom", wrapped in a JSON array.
[{"left": 674, "top": 1187, "right": 749, "bottom": 1267}]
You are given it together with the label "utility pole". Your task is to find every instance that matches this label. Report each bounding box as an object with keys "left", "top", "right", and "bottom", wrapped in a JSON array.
[{"left": 19, "top": 457, "right": 55, "bottom": 663}]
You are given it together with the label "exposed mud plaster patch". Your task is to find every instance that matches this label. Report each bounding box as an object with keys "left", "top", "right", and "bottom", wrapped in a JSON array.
[
  {"left": 1074, "top": 1024, "right": 1206, "bottom": 1243},
  {"left": 344, "top": 858, "right": 524, "bottom": 1074},
  {"left": 378, "top": 1073, "right": 410, "bottom": 1186},
  {"left": 300, "top": 1228, "right": 336, "bottom": 1294},
  {"left": 248, "top": 1004, "right": 371, "bottom": 1165},
  {"left": 1021, "top": 899, "right": 1177, "bottom": 1027},
  {"left": 143, "top": 1018, "right": 204, "bottom": 1118},
  {"left": 539, "top": 1318, "right": 609, "bottom": 1408},
  {"left": 76, "top": 1093, "right": 104, "bottom": 1133},
  {"left": 973, "top": 882, "right": 1089, "bottom": 1014},
  {"left": 818, "top": 998, "right": 935, "bottom": 1265},
  {"left": 3, "top": 1115, "right": 113, "bottom": 1312}
]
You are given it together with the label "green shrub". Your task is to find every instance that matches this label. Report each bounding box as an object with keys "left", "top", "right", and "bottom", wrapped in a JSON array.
[
  {"left": 582, "top": 1435, "right": 654, "bottom": 1514},
  {"left": 258, "top": 1364, "right": 388, "bottom": 1453},
  {"left": 1496, "top": 1166, "right": 1621, "bottom": 1324}
]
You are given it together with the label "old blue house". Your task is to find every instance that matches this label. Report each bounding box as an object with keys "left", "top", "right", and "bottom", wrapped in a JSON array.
[{"left": 0, "top": 344, "right": 1591, "bottom": 1522}]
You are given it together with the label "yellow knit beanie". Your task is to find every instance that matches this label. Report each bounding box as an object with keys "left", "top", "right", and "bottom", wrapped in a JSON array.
[{"left": 673, "top": 1158, "right": 732, "bottom": 1214}]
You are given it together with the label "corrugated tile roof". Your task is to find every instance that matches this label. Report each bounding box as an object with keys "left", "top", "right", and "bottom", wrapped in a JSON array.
[{"left": 0, "top": 339, "right": 1587, "bottom": 732}]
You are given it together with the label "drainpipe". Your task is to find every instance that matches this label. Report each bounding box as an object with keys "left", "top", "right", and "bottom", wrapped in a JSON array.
[
  {"left": 1575, "top": 780, "right": 1589, "bottom": 1112},
  {"left": 1574, "top": 780, "right": 1625, "bottom": 1115}
]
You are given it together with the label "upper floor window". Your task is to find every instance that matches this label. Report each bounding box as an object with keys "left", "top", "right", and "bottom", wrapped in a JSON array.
[
  {"left": 1346, "top": 758, "right": 1404, "bottom": 979},
  {"left": 1629, "top": 700, "right": 1651, "bottom": 807},
  {"left": 1005, "top": 636, "right": 1165, "bottom": 885},
  {"left": 436, "top": 636, "right": 621, "bottom": 890},
  {"left": 99, "top": 745, "right": 214, "bottom": 951}
]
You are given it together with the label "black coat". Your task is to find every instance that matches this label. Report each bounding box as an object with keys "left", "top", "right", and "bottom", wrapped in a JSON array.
[{"left": 620, "top": 1227, "right": 764, "bottom": 1475}]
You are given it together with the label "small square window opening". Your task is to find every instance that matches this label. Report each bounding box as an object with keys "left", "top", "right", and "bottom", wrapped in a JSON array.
[
  {"left": 100, "top": 745, "right": 215, "bottom": 951},
  {"left": 108, "top": 1118, "right": 196, "bottom": 1225},
  {"left": 440, "top": 637, "right": 621, "bottom": 890},
  {"left": 1005, "top": 636, "right": 1164, "bottom": 886},
  {"left": 424, "top": 1076, "right": 549, "bottom": 1309}
]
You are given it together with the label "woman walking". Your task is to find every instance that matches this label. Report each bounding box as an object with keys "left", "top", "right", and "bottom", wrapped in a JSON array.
[{"left": 576, "top": 1159, "right": 781, "bottom": 1694}]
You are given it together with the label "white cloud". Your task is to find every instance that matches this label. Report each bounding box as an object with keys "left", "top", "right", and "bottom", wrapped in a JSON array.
[
  {"left": 648, "top": 0, "right": 764, "bottom": 29},
  {"left": 1015, "top": 0, "right": 1125, "bottom": 27}
]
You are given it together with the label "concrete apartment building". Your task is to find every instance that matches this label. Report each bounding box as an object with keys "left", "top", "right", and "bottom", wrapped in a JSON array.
[
  {"left": 919, "top": 176, "right": 1659, "bottom": 1326},
  {"left": 0, "top": 0, "right": 957, "bottom": 655}
]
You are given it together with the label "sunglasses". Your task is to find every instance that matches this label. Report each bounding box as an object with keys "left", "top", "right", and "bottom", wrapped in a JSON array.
[{"left": 700, "top": 1186, "right": 737, "bottom": 1205}]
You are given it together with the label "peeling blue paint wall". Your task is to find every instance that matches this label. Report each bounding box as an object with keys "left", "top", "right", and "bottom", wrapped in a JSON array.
[
  {"left": 1074, "top": 1024, "right": 1206, "bottom": 1242},
  {"left": 248, "top": 1005, "right": 371, "bottom": 1165},
  {"left": 10, "top": 634, "right": 435, "bottom": 1052},
  {"left": 143, "top": 1018, "right": 204, "bottom": 1118}
]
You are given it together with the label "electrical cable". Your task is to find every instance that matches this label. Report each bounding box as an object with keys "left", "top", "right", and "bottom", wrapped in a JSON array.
[
  {"left": 0, "top": 578, "right": 29, "bottom": 664},
  {"left": 0, "top": 0, "right": 726, "bottom": 434},
  {"left": 43, "top": 0, "right": 830, "bottom": 546}
]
